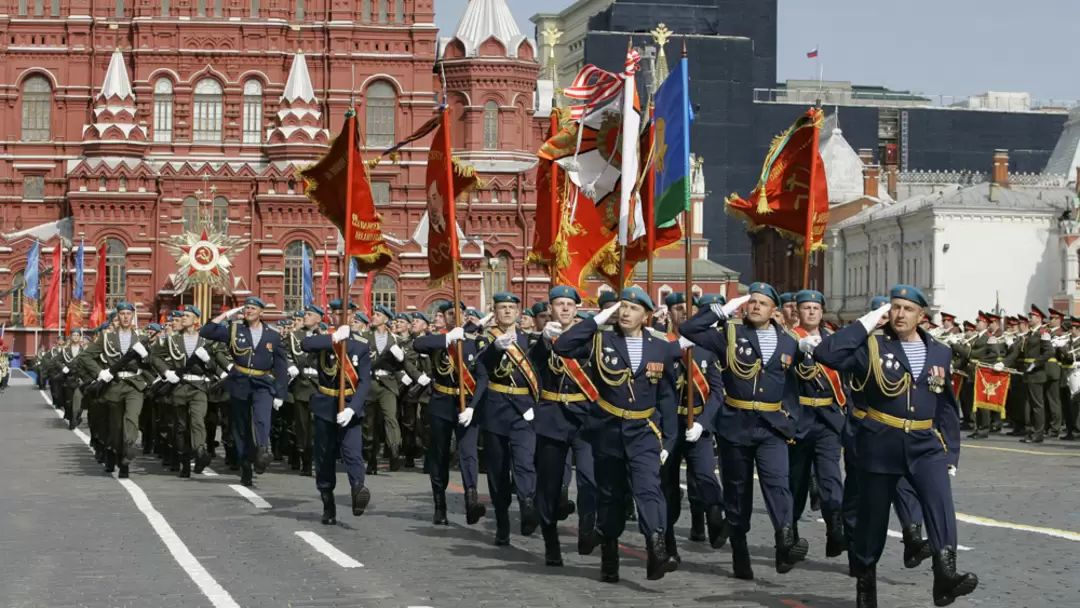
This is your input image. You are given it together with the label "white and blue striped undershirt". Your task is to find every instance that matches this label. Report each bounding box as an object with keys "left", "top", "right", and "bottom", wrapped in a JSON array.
[
  {"left": 183, "top": 333, "right": 198, "bottom": 357},
  {"left": 250, "top": 325, "right": 263, "bottom": 347},
  {"left": 375, "top": 332, "right": 389, "bottom": 352},
  {"left": 901, "top": 340, "right": 927, "bottom": 379},
  {"left": 118, "top": 330, "right": 133, "bottom": 354},
  {"left": 756, "top": 328, "right": 777, "bottom": 364},
  {"left": 625, "top": 336, "right": 643, "bottom": 372}
]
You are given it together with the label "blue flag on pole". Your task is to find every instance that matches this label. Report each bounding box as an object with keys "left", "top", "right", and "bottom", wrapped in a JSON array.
[
  {"left": 73, "top": 239, "right": 85, "bottom": 300},
  {"left": 24, "top": 241, "right": 40, "bottom": 300},
  {"left": 653, "top": 56, "right": 693, "bottom": 228},
  {"left": 348, "top": 257, "right": 358, "bottom": 287},
  {"left": 301, "top": 244, "right": 314, "bottom": 308}
]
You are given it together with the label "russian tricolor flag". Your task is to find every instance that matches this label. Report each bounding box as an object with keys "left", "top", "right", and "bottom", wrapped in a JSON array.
[{"left": 807, "top": 48, "right": 819, "bottom": 59}]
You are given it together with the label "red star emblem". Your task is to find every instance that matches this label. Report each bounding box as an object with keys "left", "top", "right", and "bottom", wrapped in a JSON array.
[{"left": 180, "top": 229, "right": 227, "bottom": 276}]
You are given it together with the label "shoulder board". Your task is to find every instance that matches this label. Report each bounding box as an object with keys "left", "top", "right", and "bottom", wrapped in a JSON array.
[
  {"left": 354, "top": 335, "right": 368, "bottom": 344},
  {"left": 645, "top": 327, "right": 668, "bottom": 340},
  {"left": 870, "top": 329, "right": 885, "bottom": 337},
  {"left": 466, "top": 332, "right": 479, "bottom": 340},
  {"left": 598, "top": 324, "right": 614, "bottom": 332},
  {"left": 726, "top": 318, "right": 743, "bottom": 326},
  {"left": 783, "top": 329, "right": 800, "bottom": 341}
]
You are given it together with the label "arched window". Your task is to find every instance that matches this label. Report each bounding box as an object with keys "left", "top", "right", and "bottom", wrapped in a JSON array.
[
  {"left": 365, "top": 81, "right": 396, "bottom": 148},
  {"left": 242, "top": 79, "right": 263, "bottom": 144},
  {"left": 11, "top": 270, "right": 24, "bottom": 324},
  {"left": 21, "top": 75, "right": 52, "bottom": 142},
  {"left": 212, "top": 196, "right": 228, "bottom": 233},
  {"left": 105, "top": 238, "right": 127, "bottom": 309},
  {"left": 483, "top": 101, "right": 499, "bottom": 149},
  {"left": 154, "top": 79, "right": 173, "bottom": 143},
  {"left": 250, "top": 0, "right": 258, "bottom": 17},
  {"left": 426, "top": 299, "right": 449, "bottom": 318},
  {"left": 283, "top": 240, "right": 314, "bottom": 312},
  {"left": 490, "top": 189, "right": 499, "bottom": 204},
  {"left": 296, "top": 0, "right": 304, "bottom": 20},
  {"left": 377, "top": 0, "right": 386, "bottom": 23},
  {"left": 372, "top": 273, "right": 397, "bottom": 311},
  {"left": 196, "top": 0, "right": 205, "bottom": 16},
  {"left": 192, "top": 78, "right": 223, "bottom": 143},
  {"left": 214, "top": 0, "right": 223, "bottom": 17},
  {"left": 182, "top": 196, "right": 200, "bottom": 231},
  {"left": 482, "top": 253, "right": 510, "bottom": 306}
]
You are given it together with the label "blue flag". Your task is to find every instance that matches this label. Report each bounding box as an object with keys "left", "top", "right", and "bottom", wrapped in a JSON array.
[
  {"left": 653, "top": 56, "right": 693, "bottom": 228},
  {"left": 24, "top": 241, "right": 40, "bottom": 300},
  {"left": 301, "top": 244, "right": 314, "bottom": 308},
  {"left": 348, "top": 257, "right": 358, "bottom": 287},
  {"left": 73, "top": 239, "right": 85, "bottom": 300}
]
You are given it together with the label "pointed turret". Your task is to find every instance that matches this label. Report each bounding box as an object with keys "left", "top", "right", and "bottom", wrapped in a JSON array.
[
  {"left": 442, "top": 0, "right": 533, "bottom": 58},
  {"left": 266, "top": 51, "right": 329, "bottom": 162},
  {"left": 82, "top": 49, "right": 147, "bottom": 157}
]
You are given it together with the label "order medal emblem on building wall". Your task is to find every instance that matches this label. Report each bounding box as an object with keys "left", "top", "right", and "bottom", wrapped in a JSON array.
[{"left": 163, "top": 182, "right": 249, "bottom": 294}]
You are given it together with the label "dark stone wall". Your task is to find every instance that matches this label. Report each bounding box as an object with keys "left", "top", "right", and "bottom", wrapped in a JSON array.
[{"left": 903, "top": 109, "right": 1065, "bottom": 173}]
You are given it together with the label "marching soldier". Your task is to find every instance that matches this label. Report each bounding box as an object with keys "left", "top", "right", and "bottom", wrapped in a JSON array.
[
  {"left": 520, "top": 308, "right": 535, "bottom": 333},
  {"left": 1046, "top": 308, "right": 1069, "bottom": 437},
  {"left": 411, "top": 301, "right": 488, "bottom": 527},
  {"left": 1002, "top": 316, "right": 1027, "bottom": 435},
  {"left": 364, "top": 305, "right": 408, "bottom": 473},
  {"left": 779, "top": 292, "right": 798, "bottom": 329},
  {"left": 1002, "top": 306, "right": 1053, "bottom": 443},
  {"left": 680, "top": 283, "right": 807, "bottom": 579},
  {"left": 285, "top": 306, "right": 324, "bottom": 475},
  {"left": 1058, "top": 317, "right": 1080, "bottom": 440},
  {"left": 301, "top": 322, "right": 373, "bottom": 524},
  {"left": 207, "top": 339, "right": 235, "bottom": 468},
  {"left": 401, "top": 312, "right": 434, "bottom": 469},
  {"left": 954, "top": 312, "right": 1002, "bottom": 439},
  {"left": 200, "top": 297, "right": 288, "bottom": 486},
  {"left": 532, "top": 302, "right": 551, "bottom": 329},
  {"left": 59, "top": 329, "right": 87, "bottom": 430},
  {"left": 812, "top": 285, "right": 977, "bottom": 608},
  {"left": 552, "top": 287, "right": 679, "bottom": 582},
  {"left": 158, "top": 311, "right": 184, "bottom": 468},
  {"left": 47, "top": 340, "right": 66, "bottom": 415}
]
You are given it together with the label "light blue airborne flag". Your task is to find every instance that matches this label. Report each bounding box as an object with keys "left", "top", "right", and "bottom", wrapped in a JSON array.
[
  {"left": 652, "top": 55, "right": 693, "bottom": 228},
  {"left": 301, "top": 244, "right": 314, "bottom": 308},
  {"left": 24, "top": 241, "right": 40, "bottom": 300},
  {"left": 73, "top": 239, "right": 85, "bottom": 300},
  {"left": 348, "top": 257, "right": 359, "bottom": 287}
]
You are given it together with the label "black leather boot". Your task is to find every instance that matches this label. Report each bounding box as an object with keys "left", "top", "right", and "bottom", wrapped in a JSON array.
[
  {"left": 519, "top": 496, "right": 539, "bottom": 536},
  {"left": 646, "top": 530, "right": 676, "bottom": 580},
  {"left": 118, "top": 462, "right": 130, "bottom": 479},
  {"left": 577, "top": 511, "right": 600, "bottom": 555},
  {"left": 179, "top": 455, "right": 192, "bottom": 478},
  {"left": 825, "top": 510, "right": 848, "bottom": 557},
  {"left": 809, "top": 474, "right": 822, "bottom": 512},
  {"left": 289, "top": 450, "right": 301, "bottom": 470},
  {"left": 494, "top": 510, "right": 511, "bottom": 546},
  {"left": 775, "top": 524, "right": 809, "bottom": 574},
  {"left": 689, "top": 503, "right": 707, "bottom": 542},
  {"left": 600, "top": 539, "right": 620, "bottom": 583},
  {"left": 300, "top": 452, "right": 312, "bottom": 476},
  {"left": 104, "top": 450, "right": 116, "bottom": 474},
  {"left": 388, "top": 445, "right": 402, "bottom": 472},
  {"left": 730, "top": 534, "right": 754, "bottom": 580},
  {"left": 194, "top": 447, "right": 211, "bottom": 475},
  {"left": 707, "top": 505, "right": 730, "bottom": 549},
  {"left": 320, "top": 491, "right": 336, "bottom": 525},
  {"left": 542, "top": 523, "right": 563, "bottom": 566},
  {"left": 240, "top": 462, "right": 254, "bottom": 487},
  {"left": 855, "top": 563, "right": 878, "bottom": 608},
  {"left": 556, "top": 486, "right": 576, "bottom": 521},
  {"left": 902, "top": 523, "right": 932, "bottom": 568},
  {"left": 351, "top": 485, "right": 371, "bottom": 516},
  {"left": 664, "top": 528, "right": 681, "bottom": 567},
  {"left": 254, "top": 446, "right": 271, "bottom": 474},
  {"left": 432, "top": 491, "right": 449, "bottom": 525},
  {"left": 465, "top": 488, "right": 486, "bottom": 525},
  {"left": 932, "top": 548, "right": 978, "bottom": 606}
]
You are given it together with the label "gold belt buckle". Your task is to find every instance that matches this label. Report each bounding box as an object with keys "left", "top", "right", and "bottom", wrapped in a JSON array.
[
  {"left": 560, "top": 393, "right": 569, "bottom": 404},
  {"left": 903, "top": 419, "right": 912, "bottom": 433}
]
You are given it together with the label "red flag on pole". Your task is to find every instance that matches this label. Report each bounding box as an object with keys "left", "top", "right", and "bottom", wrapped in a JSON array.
[
  {"left": 42, "top": 244, "right": 62, "bottom": 329},
  {"left": 89, "top": 245, "right": 107, "bottom": 327},
  {"left": 361, "top": 272, "right": 375, "bottom": 318},
  {"left": 425, "top": 109, "right": 481, "bottom": 286}
]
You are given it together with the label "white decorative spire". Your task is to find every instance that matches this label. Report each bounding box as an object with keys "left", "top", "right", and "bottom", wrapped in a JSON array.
[
  {"left": 452, "top": 0, "right": 529, "bottom": 57},
  {"left": 99, "top": 49, "right": 134, "bottom": 101},
  {"left": 282, "top": 50, "right": 316, "bottom": 104}
]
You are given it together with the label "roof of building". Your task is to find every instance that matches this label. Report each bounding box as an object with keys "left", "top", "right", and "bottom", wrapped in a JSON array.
[
  {"left": 282, "top": 51, "right": 316, "bottom": 104},
  {"left": 818, "top": 115, "right": 892, "bottom": 205},
  {"left": 630, "top": 258, "right": 739, "bottom": 281},
  {"left": 1044, "top": 105, "right": 1080, "bottom": 178},
  {"left": 452, "top": 0, "right": 531, "bottom": 58},
  {"left": 99, "top": 49, "right": 133, "bottom": 101}
]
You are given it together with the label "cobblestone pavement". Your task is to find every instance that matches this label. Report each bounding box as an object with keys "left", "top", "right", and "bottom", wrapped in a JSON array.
[{"left": 3, "top": 381, "right": 1076, "bottom": 608}]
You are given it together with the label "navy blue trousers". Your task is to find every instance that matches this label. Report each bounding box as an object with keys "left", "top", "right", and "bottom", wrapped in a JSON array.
[
  {"left": 594, "top": 441, "right": 666, "bottom": 539},
  {"left": 790, "top": 420, "right": 844, "bottom": 520},
  {"left": 662, "top": 430, "right": 723, "bottom": 533},
  {"left": 313, "top": 416, "right": 365, "bottom": 492},
  {"left": 484, "top": 422, "right": 537, "bottom": 512},
  {"left": 718, "top": 429, "right": 793, "bottom": 535},
  {"left": 538, "top": 434, "right": 596, "bottom": 526},
  {"left": 853, "top": 460, "right": 958, "bottom": 568},
  {"left": 229, "top": 387, "right": 273, "bottom": 464},
  {"left": 842, "top": 447, "right": 924, "bottom": 533},
  {"left": 426, "top": 414, "right": 479, "bottom": 493}
]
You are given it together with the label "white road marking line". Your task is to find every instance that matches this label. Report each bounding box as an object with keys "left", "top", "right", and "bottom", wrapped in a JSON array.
[
  {"left": 813, "top": 517, "right": 972, "bottom": 551},
  {"left": 40, "top": 390, "right": 53, "bottom": 405},
  {"left": 955, "top": 513, "right": 1080, "bottom": 543},
  {"left": 201, "top": 467, "right": 219, "bottom": 477},
  {"left": 230, "top": 484, "right": 271, "bottom": 509},
  {"left": 295, "top": 531, "right": 364, "bottom": 568},
  {"left": 37, "top": 388, "right": 241, "bottom": 608}
]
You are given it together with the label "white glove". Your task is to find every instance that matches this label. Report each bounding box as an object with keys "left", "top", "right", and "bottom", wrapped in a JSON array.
[
  {"left": 685, "top": 421, "right": 704, "bottom": 443},
  {"left": 799, "top": 335, "right": 822, "bottom": 354},
  {"left": 194, "top": 346, "right": 210, "bottom": 363},
  {"left": 1027, "top": 363, "right": 1036, "bottom": 372},
  {"left": 494, "top": 332, "right": 515, "bottom": 351},
  {"left": 132, "top": 342, "right": 148, "bottom": 359},
  {"left": 62, "top": 366, "right": 69, "bottom": 374},
  {"left": 227, "top": 363, "right": 233, "bottom": 372},
  {"left": 993, "top": 362, "right": 1004, "bottom": 372},
  {"left": 719, "top": 295, "right": 751, "bottom": 318},
  {"left": 948, "top": 465, "right": 956, "bottom": 477},
  {"left": 336, "top": 407, "right": 355, "bottom": 426},
  {"left": 477, "top": 312, "right": 494, "bottom": 328},
  {"left": 593, "top": 303, "right": 619, "bottom": 325},
  {"left": 390, "top": 344, "right": 405, "bottom": 361},
  {"left": 219, "top": 371, "right": 229, "bottom": 379},
  {"left": 678, "top": 336, "right": 695, "bottom": 350},
  {"left": 287, "top": 365, "right": 299, "bottom": 379},
  {"left": 401, "top": 374, "right": 412, "bottom": 386},
  {"left": 523, "top": 407, "right": 535, "bottom": 421},
  {"left": 332, "top": 325, "right": 350, "bottom": 343},
  {"left": 273, "top": 398, "right": 284, "bottom": 410},
  {"left": 417, "top": 373, "right": 431, "bottom": 386},
  {"left": 225, "top": 306, "right": 244, "bottom": 318},
  {"left": 1053, "top": 337, "right": 1069, "bottom": 348},
  {"left": 543, "top": 322, "right": 563, "bottom": 340},
  {"left": 445, "top": 326, "right": 465, "bottom": 346},
  {"left": 988, "top": 336, "right": 999, "bottom": 345},
  {"left": 164, "top": 370, "right": 181, "bottom": 384},
  {"left": 458, "top": 406, "right": 474, "bottom": 427},
  {"left": 660, "top": 449, "right": 669, "bottom": 465},
  {"left": 859, "top": 303, "right": 892, "bottom": 333}
]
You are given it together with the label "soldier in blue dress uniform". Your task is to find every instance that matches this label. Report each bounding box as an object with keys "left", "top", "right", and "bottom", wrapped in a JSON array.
[
  {"left": 811, "top": 285, "right": 978, "bottom": 608},
  {"left": 478, "top": 292, "right": 540, "bottom": 545},
  {"left": 411, "top": 301, "right": 488, "bottom": 527},
  {"left": 679, "top": 282, "right": 808, "bottom": 579},
  {"left": 200, "top": 297, "right": 289, "bottom": 486},
  {"left": 529, "top": 285, "right": 598, "bottom": 566},
  {"left": 301, "top": 323, "right": 373, "bottom": 524},
  {"left": 552, "top": 287, "right": 679, "bottom": 582}
]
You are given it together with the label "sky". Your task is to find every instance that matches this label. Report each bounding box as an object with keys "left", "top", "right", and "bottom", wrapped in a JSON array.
[{"left": 433, "top": 0, "right": 1080, "bottom": 103}]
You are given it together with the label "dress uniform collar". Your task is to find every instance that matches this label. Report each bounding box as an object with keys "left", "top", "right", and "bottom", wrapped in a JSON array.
[{"left": 876, "top": 322, "right": 933, "bottom": 381}]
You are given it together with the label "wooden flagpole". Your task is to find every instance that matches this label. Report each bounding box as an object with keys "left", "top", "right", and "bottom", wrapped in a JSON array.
[
  {"left": 680, "top": 40, "right": 694, "bottom": 430},
  {"left": 549, "top": 111, "right": 560, "bottom": 290},
  {"left": 442, "top": 106, "right": 468, "bottom": 414},
  {"left": 645, "top": 101, "right": 656, "bottom": 303},
  {"left": 338, "top": 108, "right": 357, "bottom": 414},
  {"left": 802, "top": 106, "right": 822, "bottom": 290}
]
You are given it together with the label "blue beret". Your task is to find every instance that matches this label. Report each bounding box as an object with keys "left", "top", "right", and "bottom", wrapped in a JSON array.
[
  {"left": 354, "top": 311, "right": 371, "bottom": 324},
  {"left": 522, "top": 308, "right": 535, "bottom": 317},
  {"left": 465, "top": 308, "right": 482, "bottom": 318},
  {"left": 531, "top": 302, "right": 550, "bottom": 315},
  {"left": 374, "top": 305, "right": 395, "bottom": 320},
  {"left": 749, "top": 282, "right": 780, "bottom": 306},
  {"left": 395, "top": 313, "right": 410, "bottom": 322},
  {"left": 169, "top": 310, "right": 183, "bottom": 319},
  {"left": 779, "top": 292, "right": 796, "bottom": 305},
  {"left": 108, "top": 311, "right": 117, "bottom": 319},
  {"left": 493, "top": 292, "right": 520, "bottom": 305},
  {"left": 277, "top": 319, "right": 290, "bottom": 327},
  {"left": 697, "top": 294, "right": 726, "bottom": 306},
  {"left": 115, "top": 302, "right": 135, "bottom": 312},
  {"left": 620, "top": 286, "right": 655, "bottom": 311},
  {"left": 549, "top": 285, "right": 581, "bottom": 304},
  {"left": 870, "top": 296, "right": 889, "bottom": 309},
  {"left": 319, "top": 322, "right": 329, "bottom": 331},
  {"left": 305, "top": 305, "right": 324, "bottom": 317},
  {"left": 575, "top": 311, "right": 593, "bottom": 319},
  {"left": 795, "top": 290, "right": 824, "bottom": 306},
  {"left": 664, "top": 292, "right": 686, "bottom": 307},
  {"left": 145, "top": 323, "right": 162, "bottom": 332},
  {"left": 328, "top": 298, "right": 343, "bottom": 309},
  {"left": 890, "top": 284, "right": 928, "bottom": 308},
  {"left": 181, "top": 304, "right": 202, "bottom": 317},
  {"left": 292, "top": 310, "right": 304, "bottom": 318},
  {"left": 245, "top": 296, "right": 266, "bottom": 309},
  {"left": 437, "top": 300, "right": 466, "bottom": 313},
  {"left": 597, "top": 291, "right": 619, "bottom": 308},
  {"left": 410, "top": 312, "right": 430, "bottom": 323}
]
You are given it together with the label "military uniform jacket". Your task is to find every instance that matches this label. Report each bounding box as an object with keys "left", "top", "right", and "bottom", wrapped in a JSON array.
[
  {"left": 680, "top": 307, "right": 800, "bottom": 443},
  {"left": 1002, "top": 327, "right": 1053, "bottom": 383},
  {"left": 300, "top": 334, "right": 372, "bottom": 422},
  {"left": 286, "top": 328, "right": 319, "bottom": 403},
  {"left": 411, "top": 331, "right": 489, "bottom": 424},
  {"left": 1060, "top": 335, "right": 1080, "bottom": 368},
  {"left": 551, "top": 317, "right": 678, "bottom": 458},
  {"left": 58, "top": 346, "right": 85, "bottom": 389},
  {"left": 653, "top": 329, "right": 722, "bottom": 436},
  {"left": 149, "top": 332, "right": 218, "bottom": 388},
  {"left": 477, "top": 330, "right": 539, "bottom": 437},
  {"left": 815, "top": 322, "right": 961, "bottom": 475},
  {"left": 199, "top": 320, "right": 288, "bottom": 399},
  {"left": 83, "top": 329, "right": 153, "bottom": 394},
  {"left": 1047, "top": 325, "right": 1069, "bottom": 381},
  {"left": 791, "top": 326, "right": 848, "bottom": 438},
  {"left": 364, "top": 329, "right": 407, "bottom": 397},
  {"left": 528, "top": 333, "right": 596, "bottom": 443},
  {"left": 402, "top": 334, "right": 433, "bottom": 404}
]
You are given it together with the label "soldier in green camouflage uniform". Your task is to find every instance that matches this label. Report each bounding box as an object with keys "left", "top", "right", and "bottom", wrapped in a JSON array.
[
  {"left": 401, "top": 312, "right": 434, "bottom": 469},
  {"left": 364, "top": 306, "right": 408, "bottom": 473},
  {"left": 285, "top": 306, "right": 323, "bottom": 475}
]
